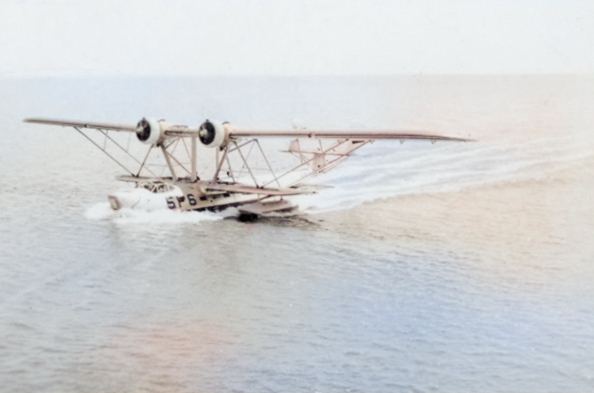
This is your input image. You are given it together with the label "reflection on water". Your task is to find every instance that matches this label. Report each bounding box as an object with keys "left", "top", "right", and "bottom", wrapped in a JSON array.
[{"left": 1, "top": 75, "right": 593, "bottom": 392}]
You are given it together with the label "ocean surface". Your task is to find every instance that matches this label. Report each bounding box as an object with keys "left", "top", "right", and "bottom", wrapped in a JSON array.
[{"left": 0, "top": 75, "right": 593, "bottom": 392}]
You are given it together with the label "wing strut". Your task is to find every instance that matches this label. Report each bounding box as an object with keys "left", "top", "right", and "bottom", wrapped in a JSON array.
[
  {"left": 255, "top": 139, "right": 281, "bottom": 188},
  {"left": 160, "top": 145, "right": 178, "bottom": 180},
  {"left": 191, "top": 136, "right": 198, "bottom": 181},
  {"left": 136, "top": 146, "right": 154, "bottom": 177},
  {"left": 233, "top": 141, "right": 260, "bottom": 187},
  {"left": 212, "top": 146, "right": 230, "bottom": 182},
  {"left": 74, "top": 127, "right": 135, "bottom": 176}
]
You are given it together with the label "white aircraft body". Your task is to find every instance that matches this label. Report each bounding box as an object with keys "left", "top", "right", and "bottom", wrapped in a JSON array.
[{"left": 24, "top": 117, "right": 471, "bottom": 218}]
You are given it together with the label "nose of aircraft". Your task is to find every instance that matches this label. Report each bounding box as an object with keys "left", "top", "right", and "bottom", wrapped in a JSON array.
[
  {"left": 108, "top": 195, "right": 122, "bottom": 210},
  {"left": 107, "top": 192, "right": 141, "bottom": 210}
]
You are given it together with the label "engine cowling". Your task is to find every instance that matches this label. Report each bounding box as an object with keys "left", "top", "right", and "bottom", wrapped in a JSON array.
[
  {"left": 198, "top": 120, "right": 228, "bottom": 148},
  {"left": 136, "top": 118, "right": 167, "bottom": 145}
]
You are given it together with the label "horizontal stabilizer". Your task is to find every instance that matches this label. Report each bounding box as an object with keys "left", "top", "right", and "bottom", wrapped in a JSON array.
[
  {"left": 292, "top": 183, "right": 333, "bottom": 190},
  {"left": 116, "top": 175, "right": 175, "bottom": 183},
  {"left": 206, "top": 183, "right": 316, "bottom": 196}
]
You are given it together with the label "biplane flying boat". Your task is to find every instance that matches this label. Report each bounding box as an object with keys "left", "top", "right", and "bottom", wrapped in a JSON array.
[{"left": 24, "top": 117, "right": 471, "bottom": 218}]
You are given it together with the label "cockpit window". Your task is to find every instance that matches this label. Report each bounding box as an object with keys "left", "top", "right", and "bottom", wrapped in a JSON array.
[{"left": 139, "top": 182, "right": 174, "bottom": 193}]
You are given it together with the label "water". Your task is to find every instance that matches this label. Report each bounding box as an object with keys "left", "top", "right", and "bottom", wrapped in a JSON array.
[{"left": 1, "top": 75, "right": 593, "bottom": 392}]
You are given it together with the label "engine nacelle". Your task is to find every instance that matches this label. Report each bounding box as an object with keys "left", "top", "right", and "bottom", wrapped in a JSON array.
[
  {"left": 198, "top": 120, "right": 229, "bottom": 148},
  {"left": 136, "top": 118, "right": 168, "bottom": 145}
]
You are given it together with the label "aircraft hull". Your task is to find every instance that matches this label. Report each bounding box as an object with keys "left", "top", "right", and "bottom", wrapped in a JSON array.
[{"left": 107, "top": 179, "right": 284, "bottom": 215}]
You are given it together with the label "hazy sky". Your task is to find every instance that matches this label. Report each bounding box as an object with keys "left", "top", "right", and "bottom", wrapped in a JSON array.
[{"left": 1, "top": 0, "right": 593, "bottom": 77}]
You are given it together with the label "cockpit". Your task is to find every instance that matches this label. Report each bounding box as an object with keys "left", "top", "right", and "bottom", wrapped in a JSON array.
[{"left": 139, "top": 182, "right": 175, "bottom": 194}]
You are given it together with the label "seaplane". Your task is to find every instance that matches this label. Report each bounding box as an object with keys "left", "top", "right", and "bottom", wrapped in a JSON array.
[{"left": 24, "top": 117, "right": 471, "bottom": 219}]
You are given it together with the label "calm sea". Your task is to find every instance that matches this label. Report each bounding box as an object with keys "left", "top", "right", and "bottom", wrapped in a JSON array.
[{"left": 1, "top": 75, "right": 593, "bottom": 392}]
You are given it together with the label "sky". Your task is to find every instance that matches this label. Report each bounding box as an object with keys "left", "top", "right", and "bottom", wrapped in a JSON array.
[{"left": 1, "top": 0, "right": 593, "bottom": 77}]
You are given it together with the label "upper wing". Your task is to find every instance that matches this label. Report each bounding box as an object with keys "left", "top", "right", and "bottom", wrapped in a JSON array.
[
  {"left": 24, "top": 118, "right": 472, "bottom": 142},
  {"left": 229, "top": 129, "right": 472, "bottom": 142},
  {"left": 24, "top": 117, "right": 200, "bottom": 137},
  {"left": 24, "top": 118, "right": 139, "bottom": 132}
]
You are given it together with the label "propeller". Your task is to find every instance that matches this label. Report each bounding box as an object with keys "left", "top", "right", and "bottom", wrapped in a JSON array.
[
  {"left": 199, "top": 120, "right": 217, "bottom": 145},
  {"left": 136, "top": 118, "right": 151, "bottom": 142}
]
